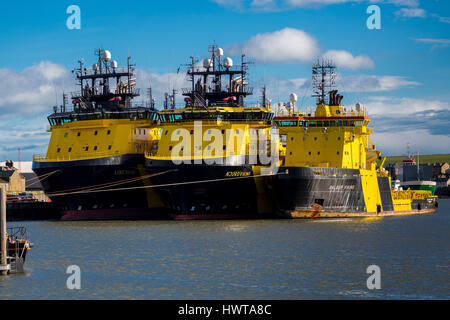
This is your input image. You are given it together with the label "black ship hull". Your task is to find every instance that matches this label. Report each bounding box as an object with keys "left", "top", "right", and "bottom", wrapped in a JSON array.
[
  {"left": 32, "top": 154, "right": 167, "bottom": 220},
  {"left": 145, "top": 158, "right": 272, "bottom": 219},
  {"left": 272, "top": 166, "right": 437, "bottom": 218}
]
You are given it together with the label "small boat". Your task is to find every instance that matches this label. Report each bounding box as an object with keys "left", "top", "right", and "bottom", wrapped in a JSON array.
[{"left": 6, "top": 227, "right": 33, "bottom": 274}]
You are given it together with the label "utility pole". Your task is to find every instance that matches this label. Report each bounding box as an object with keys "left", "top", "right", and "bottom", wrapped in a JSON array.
[{"left": 0, "top": 184, "right": 8, "bottom": 275}]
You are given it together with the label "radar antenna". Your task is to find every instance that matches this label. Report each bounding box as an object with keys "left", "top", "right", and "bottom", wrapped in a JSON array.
[{"left": 312, "top": 60, "right": 336, "bottom": 105}]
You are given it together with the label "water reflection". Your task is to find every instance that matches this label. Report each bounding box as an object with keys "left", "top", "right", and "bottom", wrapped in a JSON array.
[{"left": 1, "top": 200, "right": 449, "bottom": 299}]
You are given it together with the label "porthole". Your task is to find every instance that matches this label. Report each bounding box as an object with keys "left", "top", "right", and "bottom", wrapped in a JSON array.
[
  {"left": 94, "top": 131, "right": 98, "bottom": 136},
  {"left": 94, "top": 146, "right": 98, "bottom": 151},
  {"left": 85, "top": 147, "right": 89, "bottom": 151},
  {"left": 57, "top": 148, "right": 61, "bottom": 153},
  {"left": 107, "top": 130, "right": 111, "bottom": 135},
  {"left": 77, "top": 132, "right": 81, "bottom": 137},
  {"left": 68, "top": 148, "right": 72, "bottom": 152},
  {"left": 169, "top": 146, "right": 173, "bottom": 151},
  {"left": 108, "top": 145, "right": 112, "bottom": 150}
]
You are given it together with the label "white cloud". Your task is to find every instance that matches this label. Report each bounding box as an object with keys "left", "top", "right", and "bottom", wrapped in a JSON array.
[
  {"left": 212, "top": 0, "right": 422, "bottom": 10},
  {"left": 135, "top": 69, "right": 189, "bottom": 106},
  {"left": 286, "top": 0, "right": 360, "bottom": 8},
  {"left": 365, "top": 96, "right": 449, "bottom": 115},
  {"left": 322, "top": 50, "right": 375, "bottom": 70},
  {"left": 0, "top": 62, "right": 72, "bottom": 117},
  {"left": 395, "top": 7, "right": 426, "bottom": 18},
  {"left": 228, "top": 28, "right": 375, "bottom": 70},
  {"left": 338, "top": 75, "right": 420, "bottom": 92},
  {"left": 373, "top": 129, "right": 450, "bottom": 156},
  {"left": 228, "top": 28, "right": 321, "bottom": 63},
  {"left": 412, "top": 38, "right": 450, "bottom": 49}
]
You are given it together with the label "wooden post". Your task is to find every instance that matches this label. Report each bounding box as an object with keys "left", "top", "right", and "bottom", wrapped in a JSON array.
[{"left": 0, "top": 184, "right": 7, "bottom": 275}]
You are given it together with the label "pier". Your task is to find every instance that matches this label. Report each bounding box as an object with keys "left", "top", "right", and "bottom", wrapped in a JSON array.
[{"left": 1, "top": 184, "right": 9, "bottom": 275}]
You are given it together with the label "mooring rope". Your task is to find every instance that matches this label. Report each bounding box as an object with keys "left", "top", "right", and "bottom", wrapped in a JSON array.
[
  {"left": 46, "top": 170, "right": 177, "bottom": 196},
  {"left": 25, "top": 170, "right": 61, "bottom": 188},
  {"left": 48, "top": 171, "right": 285, "bottom": 197}
]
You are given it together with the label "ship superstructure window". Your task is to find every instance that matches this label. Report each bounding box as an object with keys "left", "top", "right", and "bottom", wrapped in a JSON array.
[
  {"left": 108, "top": 145, "right": 112, "bottom": 150},
  {"left": 94, "top": 131, "right": 98, "bottom": 136},
  {"left": 107, "top": 130, "right": 111, "bottom": 135},
  {"left": 94, "top": 146, "right": 98, "bottom": 151},
  {"left": 69, "top": 148, "right": 72, "bottom": 152},
  {"left": 57, "top": 148, "right": 61, "bottom": 153},
  {"left": 77, "top": 132, "right": 81, "bottom": 137},
  {"left": 64, "top": 133, "right": 68, "bottom": 138},
  {"left": 85, "top": 147, "right": 89, "bottom": 151}
]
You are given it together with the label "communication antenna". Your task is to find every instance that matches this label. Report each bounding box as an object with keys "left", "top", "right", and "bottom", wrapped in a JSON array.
[{"left": 312, "top": 60, "right": 336, "bottom": 105}]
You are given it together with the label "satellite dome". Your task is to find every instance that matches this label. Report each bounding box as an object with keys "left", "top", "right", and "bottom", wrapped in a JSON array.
[
  {"left": 355, "top": 102, "right": 363, "bottom": 111},
  {"left": 223, "top": 57, "right": 233, "bottom": 69},
  {"left": 289, "top": 93, "right": 298, "bottom": 102},
  {"left": 203, "top": 58, "right": 213, "bottom": 69},
  {"left": 110, "top": 60, "right": 118, "bottom": 69},
  {"left": 102, "top": 50, "right": 111, "bottom": 61},
  {"left": 216, "top": 48, "right": 224, "bottom": 57}
]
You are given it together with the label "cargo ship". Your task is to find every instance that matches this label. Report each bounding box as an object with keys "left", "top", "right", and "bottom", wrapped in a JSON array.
[
  {"left": 32, "top": 49, "right": 165, "bottom": 220},
  {"left": 271, "top": 61, "right": 438, "bottom": 218},
  {"left": 144, "top": 45, "right": 277, "bottom": 219},
  {"left": 399, "top": 154, "right": 437, "bottom": 195}
]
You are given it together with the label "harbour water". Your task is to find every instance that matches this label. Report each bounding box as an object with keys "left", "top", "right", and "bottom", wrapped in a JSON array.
[{"left": 0, "top": 200, "right": 449, "bottom": 300}]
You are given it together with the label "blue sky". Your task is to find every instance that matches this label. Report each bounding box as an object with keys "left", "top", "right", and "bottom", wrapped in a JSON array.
[{"left": 0, "top": 0, "right": 449, "bottom": 160}]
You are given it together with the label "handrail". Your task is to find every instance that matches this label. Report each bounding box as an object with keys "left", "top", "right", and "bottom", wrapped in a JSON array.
[{"left": 33, "top": 150, "right": 122, "bottom": 162}]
